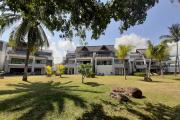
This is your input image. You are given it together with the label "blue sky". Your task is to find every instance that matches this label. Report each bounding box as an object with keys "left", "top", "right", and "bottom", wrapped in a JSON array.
[{"left": 1, "top": 0, "right": 180, "bottom": 63}]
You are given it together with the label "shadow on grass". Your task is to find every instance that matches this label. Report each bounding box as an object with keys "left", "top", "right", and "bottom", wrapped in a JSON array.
[
  {"left": 100, "top": 99, "right": 180, "bottom": 120},
  {"left": 0, "top": 81, "right": 101, "bottom": 120},
  {"left": 77, "top": 103, "right": 129, "bottom": 120},
  {"left": 139, "top": 79, "right": 174, "bottom": 83},
  {"left": 173, "top": 78, "right": 180, "bottom": 81},
  {"left": 84, "top": 82, "right": 104, "bottom": 87}
]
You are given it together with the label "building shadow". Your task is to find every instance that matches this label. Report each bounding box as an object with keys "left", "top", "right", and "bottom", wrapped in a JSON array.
[
  {"left": 76, "top": 103, "right": 129, "bottom": 120},
  {"left": 84, "top": 82, "right": 104, "bottom": 87},
  {"left": 0, "top": 81, "right": 101, "bottom": 120}
]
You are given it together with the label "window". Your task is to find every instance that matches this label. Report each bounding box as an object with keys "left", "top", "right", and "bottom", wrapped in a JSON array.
[
  {"left": 97, "top": 60, "right": 112, "bottom": 65},
  {"left": 11, "top": 58, "right": 32, "bottom": 64},
  {"left": 35, "top": 60, "right": 42, "bottom": 64}
]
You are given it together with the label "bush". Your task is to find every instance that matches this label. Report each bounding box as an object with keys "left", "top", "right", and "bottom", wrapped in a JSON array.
[
  {"left": 87, "top": 72, "right": 96, "bottom": 78},
  {"left": 134, "top": 72, "right": 146, "bottom": 77},
  {"left": 45, "top": 66, "right": 52, "bottom": 77}
]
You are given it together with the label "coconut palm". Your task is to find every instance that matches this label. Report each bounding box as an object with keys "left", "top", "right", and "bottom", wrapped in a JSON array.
[
  {"left": 116, "top": 45, "right": 132, "bottom": 80},
  {"left": 0, "top": 12, "right": 51, "bottom": 81},
  {"left": 160, "top": 23, "right": 180, "bottom": 76},
  {"left": 154, "top": 42, "right": 169, "bottom": 76},
  {"left": 145, "top": 40, "right": 156, "bottom": 78}
]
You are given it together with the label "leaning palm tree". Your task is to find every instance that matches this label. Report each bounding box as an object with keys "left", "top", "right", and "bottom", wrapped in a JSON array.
[
  {"left": 154, "top": 42, "right": 169, "bottom": 76},
  {"left": 145, "top": 40, "right": 156, "bottom": 78},
  {"left": 0, "top": 13, "right": 51, "bottom": 81},
  {"left": 160, "top": 23, "right": 180, "bottom": 76},
  {"left": 116, "top": 45, "right": 132, "bottom": 80}
]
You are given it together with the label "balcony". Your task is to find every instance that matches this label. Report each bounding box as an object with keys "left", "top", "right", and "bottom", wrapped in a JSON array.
[
  {"left": 95, "top": 52, "right": 114, "bottom": 57},
  {"left": 76, "top": 52, "right": 93, "bottom": 58}
]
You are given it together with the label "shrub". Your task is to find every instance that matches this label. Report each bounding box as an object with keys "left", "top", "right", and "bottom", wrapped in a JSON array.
[
  {"left": 56, "top": 64, "right": 65, "bottom": 77},
  {"left": 78, "top": 64, "right": 95, "bottom": 83},
  {"left": 134, "top": 72, "right": 146, "bottom": 77},
  {"left": 45, "top": 66, "right": 52, "bottom": 77}
]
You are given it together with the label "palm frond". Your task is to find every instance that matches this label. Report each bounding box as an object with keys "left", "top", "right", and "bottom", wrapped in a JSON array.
[
  {"left": 38, "top": 24, "right": 49, "bottom": 47},
  {"left": 14, "top": 19, "right": 30, "bottom": 46},
  {"left": 0, "top": 14, "right": 21, "bottom": 35}
]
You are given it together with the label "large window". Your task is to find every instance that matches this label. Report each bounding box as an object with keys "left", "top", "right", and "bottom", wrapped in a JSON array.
[{"left": 97, "top": 60, "right": 112, "bottom": 65}]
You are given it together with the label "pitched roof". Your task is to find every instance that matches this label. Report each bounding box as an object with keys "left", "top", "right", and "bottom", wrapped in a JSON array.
[{"left": 75, "top": 45, "right": 115, "bottom": 53}]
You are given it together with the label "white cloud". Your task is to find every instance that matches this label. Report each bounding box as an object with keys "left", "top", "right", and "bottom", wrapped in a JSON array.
[
  {"left": 115, "top": 33, "right": 148, "bottom": 51},
  {"left": 47, "top": 35, "right": 76, "bottom": 64}
]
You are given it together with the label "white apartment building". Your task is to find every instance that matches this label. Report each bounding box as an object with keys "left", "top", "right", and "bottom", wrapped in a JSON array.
[
  {"left": 0, "top": 40, "right": 53, "bottom": 75},
  {"left": 63, "top": 45, "right": 172, "bottom": 75}
]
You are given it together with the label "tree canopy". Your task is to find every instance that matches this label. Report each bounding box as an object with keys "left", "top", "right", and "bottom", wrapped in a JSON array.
[{"left": 0, "top": 0, "right": 158, "bottom": 39}]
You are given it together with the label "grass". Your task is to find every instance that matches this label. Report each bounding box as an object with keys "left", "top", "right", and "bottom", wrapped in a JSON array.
[{"left": 0, "top": 75, "right": 180, "bottom": 120}]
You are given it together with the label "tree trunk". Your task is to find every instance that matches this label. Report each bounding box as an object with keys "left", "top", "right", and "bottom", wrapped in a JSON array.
[
  {"left": 60, "top": 74, "right": 62, "bottom": 78},
  {"left": 82, "top": 75, "right": 84, "bottom": 83},
  {"left": 160, "top": 61, "right": 164, "bottom": 77},
  {"left": 148, "top": 59, "right": 152, "bottom": 78},
  {"left": 123, "top": 60, "right": 127, "bottom": 80},
  {"left": 22, "top": 50, "right": 30, "bottom": 81},
  {"left": 175, "top": 42, "right": 179, "bottom": 76}
]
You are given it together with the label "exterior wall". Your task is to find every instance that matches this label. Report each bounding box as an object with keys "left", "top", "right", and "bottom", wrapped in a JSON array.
[
  {"left": 0, "top": 41, "right": 7, "bottom": 70},
  {"left": 96, "top": 65, "right": 113, "bottom": 75}
]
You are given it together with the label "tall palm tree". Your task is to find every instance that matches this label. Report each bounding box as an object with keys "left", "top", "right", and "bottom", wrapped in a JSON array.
[
  {"left": 154, "top": 42, "right": 169, "bottom": 76},
  {"left": 116, "top": 45, "right": 132, "bottom": 80},
  {"left": 0, "top": 13, "right": 51, "bottom": 81},
  {"left": 160, "top": 23, "right": 180, "bottom": 76},
  {"left": 145, "top": 40, "right": 156, "bottom": 78}
]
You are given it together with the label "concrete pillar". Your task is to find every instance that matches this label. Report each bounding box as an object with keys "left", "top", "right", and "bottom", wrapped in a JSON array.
[{"left": 31, "top": 56, "right": 35, "bottom": 74}]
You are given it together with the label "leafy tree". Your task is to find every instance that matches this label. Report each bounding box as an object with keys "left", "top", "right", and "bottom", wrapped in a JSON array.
[
  {"left": 78, "top": 64, "right": 92, "bottom": 83},
  {"left": 0, "top": 0, "right": 158, "bottom": 39},
  {"left": 0, "top": 7, "right": 52, "bottom": 81},
  {"left": 116, "top": 45, "right": 132, "bottom": 80},
  {"left": 160, "top": 23, "right": 180, "bottom": 76},
  {"left": 154, "top": 43, "right": 169, "bottom": 76},
  {"left": 56, "top": 64, "right": 65, "bottom": 78},
  {"left": 1, "top": 0, "right": 158, "bottom": 80},
  {"left": 45, "top": 65, "right": 52, "bottom": 77},
  {"left": 145, "top": 40, "right": 156, "bottom": 78}
]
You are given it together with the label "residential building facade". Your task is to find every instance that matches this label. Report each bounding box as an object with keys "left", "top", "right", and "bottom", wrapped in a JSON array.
[
  {"left": 63, "top": 45, "right": 172, "bottom": 75},
  {"left": 0, "top": 40, "right": 53, "bottom": 75}
]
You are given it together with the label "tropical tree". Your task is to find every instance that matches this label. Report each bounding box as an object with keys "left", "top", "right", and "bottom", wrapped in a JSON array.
[
  {"left": 116, "top": 45, "right": 132, "bottom": 80},
  {"left": 56, "top": 64, "right": 65, "bottom": 78},
  {"left": 160, "top": 24, "right": 180, "bottom": 76},
  {"left": 78, "top": 64, "right": 92, "bottom": 83},
  {"left": 154, "top": 43, "right": 169, "bottom": 76},
  {"left": 145, "top": 40, "right": 156, "bottom": 78},
  {"left": 0, "top": 6, "right": 53, "bottom": 81},
  {"left": 1, "top": 0, "right": 158, "bottom": 40}
]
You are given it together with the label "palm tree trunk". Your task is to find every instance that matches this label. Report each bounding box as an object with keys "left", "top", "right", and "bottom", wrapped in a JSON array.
[
  {"left": 82, "top": 75, "right": 84, "bottom": 83},
  {"left": 160, "top": 61, "right": 164, "bottom": 77},
  {"left": 22, "top": 50, "right": 30, "bottom": 81},
  {"left": 148, "top": 59, "right": 152, "bottom": 78},
  {"left": 123, "top": 60, "right": 127, "bottom": 80},
  {"left": 175, "top": 42, "right": 179, "bottom": 76}
]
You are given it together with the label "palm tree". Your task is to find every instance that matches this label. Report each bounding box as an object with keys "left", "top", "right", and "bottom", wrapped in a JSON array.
[
  {"left": 0, "top": 13, "right": 51, "bottom": 81},
  {"left": 154, "top": 42, "right": 169, "bottom": 76},
  {"left": 116, "top": 45, "right": 132, "bottom": 80},
  {"left": 160, "top": 23, "right": 180, "bottom": 76},
  {"left": 145, "top": 40, "right": 156, "bottom": 78}
]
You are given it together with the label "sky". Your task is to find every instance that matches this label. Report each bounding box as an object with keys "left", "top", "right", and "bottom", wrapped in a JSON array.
[{"left": 0, "top": 0, "right": 180, "bottom": 63}]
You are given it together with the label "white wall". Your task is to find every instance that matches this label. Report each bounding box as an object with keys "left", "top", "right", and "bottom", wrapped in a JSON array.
[
  {"left": 96, "top": 65, "right": 113, "bottom": 75},
  {"left": 0, "top": 41, "right": 7, "bottom": 70}
]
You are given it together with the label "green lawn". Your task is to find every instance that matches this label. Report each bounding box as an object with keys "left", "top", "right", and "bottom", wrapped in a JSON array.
[{"left": 0, "top": 75, "right": 180, "bottom": 120}]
